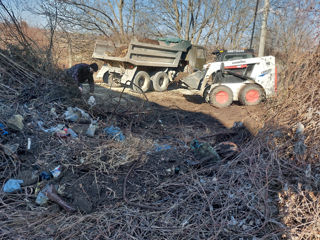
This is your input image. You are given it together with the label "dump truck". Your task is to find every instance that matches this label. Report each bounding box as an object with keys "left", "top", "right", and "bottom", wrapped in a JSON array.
[
  {"left": 92, "top": 38, "right": 206, "bottom": 92},
  {"left": 181, "top": 49, "right": 277, "bottom": 108}
]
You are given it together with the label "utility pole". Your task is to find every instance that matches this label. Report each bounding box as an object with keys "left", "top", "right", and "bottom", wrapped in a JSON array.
[
  {"left": 258, "top": 0, "right": 270, "bottom": 57},
  {"left": 250, "top": 0, "right": 260, "bottom": 49}
]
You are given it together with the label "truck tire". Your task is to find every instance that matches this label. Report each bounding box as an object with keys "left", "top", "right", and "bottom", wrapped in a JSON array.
[
  {"left": 132, "top": 71, "right": 151, "bottom": 93},
  {"left": 103, "top": 72, "right": 121, "bottom": 87},
  {"left": 209, "top": 85, "right": 233, "bottom": 108},
  {"left": 152, "top": 71, "right": 169, "bottom": 92},
  {"left": 239, "top": 84, "right": 265, "bottom": 106}
]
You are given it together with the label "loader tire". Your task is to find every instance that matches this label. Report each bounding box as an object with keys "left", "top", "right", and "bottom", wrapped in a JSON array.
[
  {"left": 209, "top": 85, "right": 233, "bottom": 108},
  {"left": 152, "top": 71, "right": 169, "bottom": 92},
  {"left": 239, "top": 84, "right": 265, "bottom": 106},
  {"left": 103, "top": 72, "right": 121, "bottom": 87},
  {"left": 132, "top": 71, "right": 151, "bottom": 93}
]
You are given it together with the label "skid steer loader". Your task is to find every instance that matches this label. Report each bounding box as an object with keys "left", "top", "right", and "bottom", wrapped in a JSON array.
[{"left": 180, "top": 49, "right": 277, "bottom": 108}]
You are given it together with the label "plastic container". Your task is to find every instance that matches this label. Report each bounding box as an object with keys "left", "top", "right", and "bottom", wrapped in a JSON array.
[{"left": 86, "top": 120, "right": 97, "bottom": 137}]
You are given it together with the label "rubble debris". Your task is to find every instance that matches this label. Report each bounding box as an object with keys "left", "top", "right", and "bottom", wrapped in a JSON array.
[
  {"left": 7, "top": 114, "right": 24, "bottom": 131},
  {"left": 3, "top": 179, "right": 23, "bottom": 193},
  {"left": 104, "top": 125, "right": 125, "bottom": 142}
]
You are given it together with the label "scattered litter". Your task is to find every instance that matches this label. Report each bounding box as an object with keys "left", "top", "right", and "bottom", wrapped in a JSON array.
[
  {"left": 36, "top": 186, "right": 49, "bottom": 205},
  {"left": 199, "top": 178, "right": 206, "bottom": 184},
  {"left": 50, "top": 108, "right": 58, "bottom": 118},
  {"left": 36, "top": 184, "right": 76, "bottom": 212},
  {"left": 40, "top": 171, "right": 51, "bottom": 180},
  {"left": 104, "top": 125, "right": 125, "bottom": 142},
  {"left": 165, "top": 166, "right": 180, "bottom": 174},
  {"left": 7, "top": 114, "right": 24, "bottom": 131},
  {"left": 66, "top": 128, "right": 78, "bottom": 138},
  {"left": 232, "top": 121, "right": 244, "bottom": 129},
  {"left": 154, "top": 143, "right": 171, "bottom": 152},
  {"left": 0, "top": 123, "right": 8, "bottom": 135},
  {"left": 88, "top": 96, "right": 96, "bottom": 107},
  {"left": 3, "top": 179, "right": 23, "bottom": 193},
  {"left": 37, "top": 121, "right": 64, "bottom": 133},
  {"left": 27, "top": 138, "right": 31, "bottom": 150},
  {"left": 296, "top": 122, "right": 304, "bottom": 136},
  {"left": 86, "top": 120, "right": 98, "bottom": 137},
  {"left": 3, "top": 143, "right": 19, "bottom": 156},
  {"left": 37, "top": 121, "right": 78, "bottom": 138},
  {"left": 64, "top": 107, "right": 91, "bottom": 123},
  {"left": 50, "top": 165, "right": 62, "bottom": 178},
  {"left": 190, "top": 139, "right": 221, "bottom": 162}
]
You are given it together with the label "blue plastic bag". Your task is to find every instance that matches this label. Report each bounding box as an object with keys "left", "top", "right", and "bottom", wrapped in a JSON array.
[
  {"left": 3, "top": 179, "right": 23, "bottom": 193},
  {"left": 104, "top": 126, "right": 125, "bottom": 142},
  {"left": 154, "top": 143, "right": 172, "bottom": 152},
  {"left": 0, "top": 123, "right": 8, "bottom": 135}
]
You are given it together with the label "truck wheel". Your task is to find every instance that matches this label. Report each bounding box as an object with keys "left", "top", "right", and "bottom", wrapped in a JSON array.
[
  {"left": 152, "top": 71, "right": 169, "bottom": 92},
  {"left": 103, "top": 72, "right": 121, "bottom": 87},
  {"left": 239, "top": 84, "right": 265, "bottom": 106},
  {"left": 209, "top": 85, "right": 233, "bottom": 108},
  {"left": 132, "top": 71, "right": 151, "bottom": 93}
]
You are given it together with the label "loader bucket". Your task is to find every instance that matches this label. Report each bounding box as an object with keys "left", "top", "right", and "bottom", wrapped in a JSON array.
[{"left": 180, "top": 70, "right": 206, "bottom": 90}]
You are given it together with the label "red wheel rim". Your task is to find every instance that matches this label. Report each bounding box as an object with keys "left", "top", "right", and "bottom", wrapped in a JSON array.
[
  {"left": 245, "top": 89, "right": 259, "bottom": 103},
  {"left": 215, "top": 91, "right": 229, "bottom": 104}
]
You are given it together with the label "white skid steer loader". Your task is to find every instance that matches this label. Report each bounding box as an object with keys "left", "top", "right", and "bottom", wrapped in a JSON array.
[{"left": 181, "top": 50, "right": 277, "bottom": 108}]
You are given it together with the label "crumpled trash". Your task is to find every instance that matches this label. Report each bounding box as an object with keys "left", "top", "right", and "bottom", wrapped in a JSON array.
[
  {"left": 104, "top": 125, "right": 125, "bottom": 142},
  {"left": 154, "top": 143, "right": 171, "bottom": 152},
  {"left": 0, "top": 123, "right": 8, "bottom": 135},
  {"left": 190, "top": 139, "right": 220, "bottom": 163},
  {"left": 7, "top": 114, "right": 24, "bottom": 131},
  {"left": 66, "top": 128, "right": 78, "bottom": 138},
  {"left": 50, "top": 165, "right": 62, "bottom": 178},
  {"left": 40, "top": 171, "right": 51, "bottom": 180},
  {"left": 3, "top": 179, "right": 23, "bottom": 193},
  {"left": 37, "top": 121, "right": 78, "bottom": 138},
  {"left": 3, "top": 143, "right": 19, "bottom": 156},
  {"left": 88, "top": 96, "right": 96, "bottom": 107},
  {"left": 64, "top": 107, "right": 91, "bottom": 123}
]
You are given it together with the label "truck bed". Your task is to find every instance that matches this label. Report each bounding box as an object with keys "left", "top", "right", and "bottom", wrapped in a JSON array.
[{"left": 92, "top": 40, "right": 190, "bottom": 68}]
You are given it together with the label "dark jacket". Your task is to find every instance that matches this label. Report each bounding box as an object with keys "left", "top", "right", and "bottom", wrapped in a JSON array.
[{"left": 69, "top": 63, "right": 94, "bottom": 93}]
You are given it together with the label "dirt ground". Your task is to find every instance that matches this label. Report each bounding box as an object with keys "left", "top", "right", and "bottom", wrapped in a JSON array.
[{"left": 93, "top": 83, "right": 266, "bottom": 133}]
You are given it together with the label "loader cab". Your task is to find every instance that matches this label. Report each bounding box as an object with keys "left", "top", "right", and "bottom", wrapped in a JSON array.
[{"left": 213, "top": 49, "right": 254, "bottom": 62}]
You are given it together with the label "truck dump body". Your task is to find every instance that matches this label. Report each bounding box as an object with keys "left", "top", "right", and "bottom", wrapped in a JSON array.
[{"left": 92, "top": 40, "right": 192, "bottom": 68}]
